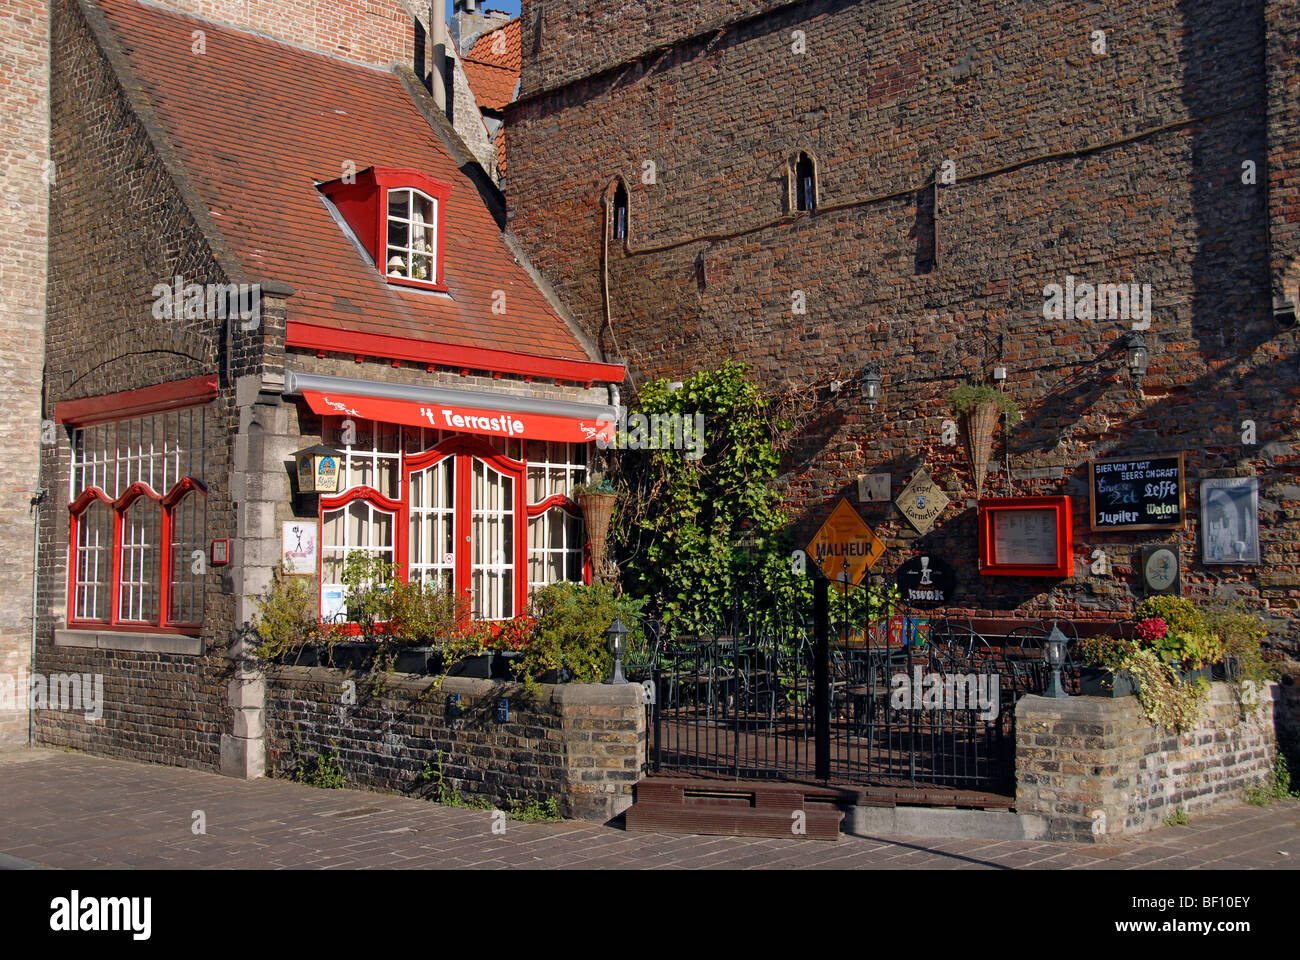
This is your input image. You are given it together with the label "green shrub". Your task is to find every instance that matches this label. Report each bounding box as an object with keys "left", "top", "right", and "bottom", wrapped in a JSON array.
[
  {"left": 1136, "top": 596, "right": 1224, "bottom": 669},
  {"left": 253, "top": 562, "right": 324, "bottom": 659},
  {"left": 946, "top": 383, "right": 1021, "bottom": 424},
  {"left": 1076, "top": 636, "right": 1203, "bottom": 732},
  {"left": 522, "top": 581, "right": 646, "bottom": 684}
]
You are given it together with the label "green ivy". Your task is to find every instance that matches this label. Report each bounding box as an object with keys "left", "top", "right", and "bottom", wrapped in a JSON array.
[{"left": 613, "top": 362, "right": 789, "bottom": 628}]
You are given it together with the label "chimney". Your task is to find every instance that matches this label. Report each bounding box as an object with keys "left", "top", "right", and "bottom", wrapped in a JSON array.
[{"left": 453, "top": 0, "right": 512, "bottom": 54}]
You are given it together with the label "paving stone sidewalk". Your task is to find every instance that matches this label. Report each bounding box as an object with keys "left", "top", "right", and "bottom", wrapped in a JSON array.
[{"left": 0, "top": 747, "right": 1296, "bottom": 869}]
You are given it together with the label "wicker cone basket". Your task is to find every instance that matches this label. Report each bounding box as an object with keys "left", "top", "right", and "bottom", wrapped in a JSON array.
[
  {"left": 575, "top": 491, "right": 617, "bottom": 584},
  {"left": 965, "top": 401, "right": 1002, "bottom": 499}
]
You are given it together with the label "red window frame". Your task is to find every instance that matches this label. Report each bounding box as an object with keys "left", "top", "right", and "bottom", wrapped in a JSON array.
[
  {"left": 319, "top": 167, "right": 451, "bottom": 293},
  {"left": 319, "top": 434, "right": 589, "bottom": 624},
  {"left": 67, "top": 476, "right": 209, "bottom": 634}
]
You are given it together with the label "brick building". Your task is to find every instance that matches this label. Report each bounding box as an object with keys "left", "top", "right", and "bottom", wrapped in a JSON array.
[
  {"left": 505, "top": 0, "right": 1300, "bottom": 661},
  {"left": 33, "top": 0, "right": 622, "bottom": 776},
  {"left": 0, "top": 1, "right": 51, "bottom": 743}
]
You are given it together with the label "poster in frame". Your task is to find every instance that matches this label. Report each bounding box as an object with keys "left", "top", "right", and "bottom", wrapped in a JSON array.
[
  {"left": 1199, "top": 477, "right": 1259, "bottom": 565},
  {"left": 282, "top": 520, "right": 319, "bottom": 575}
]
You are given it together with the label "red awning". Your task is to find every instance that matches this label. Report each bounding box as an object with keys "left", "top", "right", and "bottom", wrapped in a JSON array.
[{"left": 301, "top": 390, "right": 614, "bottom": 444}]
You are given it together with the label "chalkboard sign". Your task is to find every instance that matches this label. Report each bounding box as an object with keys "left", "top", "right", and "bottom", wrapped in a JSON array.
[{"left": 1088, "top": 454, "right": 1186, "bottom": 531}]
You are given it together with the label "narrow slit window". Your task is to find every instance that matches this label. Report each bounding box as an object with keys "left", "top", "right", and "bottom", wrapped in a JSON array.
[
  {"left": 612, "top": 182, "right": 628, "bottom": 240},
  {"left": 795, "top": 153, "right": 816, "bottom": 212}
]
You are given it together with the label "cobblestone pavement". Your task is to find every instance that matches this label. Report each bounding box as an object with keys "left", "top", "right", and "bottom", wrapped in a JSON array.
[{"left": 0, "top": 747, "right": 1296, "bottom": 869}]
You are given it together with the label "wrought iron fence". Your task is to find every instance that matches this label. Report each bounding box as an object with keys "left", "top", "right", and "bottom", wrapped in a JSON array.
[{"left": 643, "top": 574, "right": 1082, "bottom": 793}]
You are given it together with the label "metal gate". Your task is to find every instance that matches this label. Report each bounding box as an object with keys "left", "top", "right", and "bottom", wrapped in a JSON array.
[{"left": 645, "top": 575, "right": 1062, "bottom": 794}]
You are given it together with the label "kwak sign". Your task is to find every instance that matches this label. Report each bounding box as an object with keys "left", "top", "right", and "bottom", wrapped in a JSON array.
[{"left": 807, "top": 498, "right": 885, "bottom": 584}]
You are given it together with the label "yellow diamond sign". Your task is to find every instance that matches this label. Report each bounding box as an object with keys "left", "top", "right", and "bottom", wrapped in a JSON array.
[{"left": 807, "top": 498, "right": 885, "bottom": 584}]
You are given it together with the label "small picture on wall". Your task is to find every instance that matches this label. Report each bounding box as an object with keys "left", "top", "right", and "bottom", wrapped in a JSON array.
[
  {"left": 1200, "top": 478, "right": 1259, "bottom": 565},
  {"left": 282, "top": 520, "right": 319, "bottom": 575}
]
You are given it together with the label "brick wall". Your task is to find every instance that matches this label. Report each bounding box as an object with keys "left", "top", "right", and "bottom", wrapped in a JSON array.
[
  {"left": 0, "top": 1, "right": 51, "bottom": 741},
  {"left": 506, "top": 0, "right": 1300, "bottom": 658},
  {"left": 1016, "top": 684, "right": 1280, "bottom": 841},
  {"left": 265, "top": 668, "right": 644, "bottom": 820},
  {"left": 146, "top": 0, "right": 415, "bottom": 68}
]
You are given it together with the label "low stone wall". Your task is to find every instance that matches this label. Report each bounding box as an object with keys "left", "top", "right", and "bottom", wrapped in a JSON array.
[
  {"left": 1015, "top": 683, "right": 1281, "bottom": 841},
  {"left": 263, "top": 666, "right": 646, "bottom": 821}
]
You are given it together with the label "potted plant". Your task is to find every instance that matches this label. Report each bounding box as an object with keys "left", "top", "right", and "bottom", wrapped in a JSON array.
[
  {"left": 252, "top": 563, "right": 327, "bottom": 666},
  {"left": 946, "top": 383, "right": 1020, "bottom": 498},
  {"left": 1076, "top": 636, "right": 1138, "bottom": 697},
  {"left": 518, "top": 581, "right": 646, "bottom": 690},
  {"left": 1076, "top": 635, "right": 1203, "bottom": 730},
  {"left": 1135, "top": 596, "right": 1225, "bottom": 681},
  {"left": 572, "top": 477, "right": 618, "bottom": 584},
  {"left": 486, "top": 614, "right": 537, "bottom": 678}
]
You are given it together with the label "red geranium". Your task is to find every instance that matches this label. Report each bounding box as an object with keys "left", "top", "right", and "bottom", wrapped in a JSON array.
[{"left": 1135, "top": 617, "right": 1168, "bottom": 643}]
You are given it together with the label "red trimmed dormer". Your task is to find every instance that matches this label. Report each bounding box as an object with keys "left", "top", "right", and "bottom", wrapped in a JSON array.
[{"left": 320, "top": 167, "right": 451, "bottom": 292}]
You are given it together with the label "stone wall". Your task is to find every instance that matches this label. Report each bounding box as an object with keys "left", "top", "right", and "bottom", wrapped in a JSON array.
[
  {"left": 264, "top": 667, "right": 645, "bottom": 820},
  {"left": 0, "top": 0, "right": 51, "bottom": 741},
  {"left": 1015, "top": 684, "right": 1281, "bottom": 841},
  {"left": 505, "top": 0, "right": 1300, "bottom": 659}
]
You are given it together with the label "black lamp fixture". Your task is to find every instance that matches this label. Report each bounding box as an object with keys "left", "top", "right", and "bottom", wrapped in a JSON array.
[
  {"left": 1125, "top": 331, "right": 1149, "bottom": 383},
  {"left": 604, "top": 618, "right": 629, "bottom": 685},
  {"left": 861, "top": 364, "right": 882, "bottom": 409},
  {"left": 1044, "top": 626, "right": 1069, "bottom": 699}
]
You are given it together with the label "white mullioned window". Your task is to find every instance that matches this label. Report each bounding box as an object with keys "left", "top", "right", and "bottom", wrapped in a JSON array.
[
  {"left": 317, "top": 419, "right": 589, "bottom": 623},
  {"left": 386, "top": 187, "right": 438, "bottom": 284},
  {"left": 68, "top": 405, "right": 208, "bottom": 629}
]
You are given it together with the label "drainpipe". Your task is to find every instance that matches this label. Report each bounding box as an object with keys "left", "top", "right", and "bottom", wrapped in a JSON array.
[
  {"left": 28, "top": 488, "right": 46, "bottom": 747},
  {"left": 431, "top": 3, "right": 449, "bottom": 117}
]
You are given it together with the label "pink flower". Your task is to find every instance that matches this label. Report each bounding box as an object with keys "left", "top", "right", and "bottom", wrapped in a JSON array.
[{"left": 1135, "top": 617, "right": 1168, "bottom": 643}]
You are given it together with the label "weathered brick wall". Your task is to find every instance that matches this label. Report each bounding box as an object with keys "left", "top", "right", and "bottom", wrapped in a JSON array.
[
  {"left": 0, "top": 0, "right": 51, "bottom": 741},
  {"left": 145, "top": 0, "right": 415, "bottom": 68},
  {"left": 265, "top": 669, "right": 644, "bottom": 820},
  {"left": 33, "top": 0, "right": 260, "bottom": 767},
  {"left": 1016, "top": 684, "right": 1280, "bottom": 841},
  {"left": 506, "top": 0, "right": 1300, "bottom": 658}
]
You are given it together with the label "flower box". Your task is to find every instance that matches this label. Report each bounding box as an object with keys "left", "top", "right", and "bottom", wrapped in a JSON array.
[
  {"left": 446, "top": 652, "right": 493, "bottom": 679},
  {"left": 491, "top": 651, "right": 525, "bottom": 680},
  {"left": 394, "top": 646, "right": 435, "bottom": 674},
  {"left": 1078, "top": 666, "right": 1136, "bottom": 698},
  {"left": 291, "top": 643, "right": 323, "bottom": 667},
  {"left": 328, "top": 641, "right": 376, "bottom": 671}
]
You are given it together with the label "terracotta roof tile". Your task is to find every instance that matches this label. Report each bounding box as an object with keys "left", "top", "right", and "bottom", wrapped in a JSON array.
[{"left": 93, "top": 0, "right": 588, "bottom": 363}]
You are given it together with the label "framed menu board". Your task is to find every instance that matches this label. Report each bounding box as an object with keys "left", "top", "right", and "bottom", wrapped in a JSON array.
[
  {"left": 978, "top": 496, "right": 1073, "bottom": 577},
  {"left": 1088, "top": 454, "right": 1185, "bottom": 531}
]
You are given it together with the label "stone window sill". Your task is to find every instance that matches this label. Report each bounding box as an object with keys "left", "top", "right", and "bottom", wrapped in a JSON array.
[{"left": 53, "top": 629, "right": 203, "bottom": 656}]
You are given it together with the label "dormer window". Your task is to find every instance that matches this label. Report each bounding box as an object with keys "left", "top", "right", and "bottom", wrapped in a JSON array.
[
  {"left": 387, "top": 188, "right": 438, "bottom": 282},
  {"left": 320, "top": 167, "right": 451, "bottom": 291}
]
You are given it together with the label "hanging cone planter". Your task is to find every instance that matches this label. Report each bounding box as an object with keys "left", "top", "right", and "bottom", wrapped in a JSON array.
[
  {"left": 576, "top": 490, "right": 618, "bottom": 583},
  {"left": 964, "top": 400, "right": 1001, "bottom": 499}
]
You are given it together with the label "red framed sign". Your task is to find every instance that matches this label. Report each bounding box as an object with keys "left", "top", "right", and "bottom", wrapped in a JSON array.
[{"left": 978, "top": 495, "right": 1073, "bottom": 577}]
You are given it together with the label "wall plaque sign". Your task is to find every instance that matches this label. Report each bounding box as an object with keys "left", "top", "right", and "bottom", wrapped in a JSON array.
[
  {"left": 1088, "top": 454, "right": 1185, "bottom": 531},
  {"left": 1140, "top": 543, "right": 1181, "bottom": 596},
  {"left": 1200, "top": 477, "right": 1260, "bottom": 564},
  {"left": 894, "top": 469, "right": 950, "bottom": 536},
  {"left": 857, "top": 473, "right": 891, "bottom": 503},
  {"left": 978, "top": 496, "right": 1073, "bottom": 577},
  {"left": 806, "top": 498, "right": 885, "bottom": 584},
  {"left": 896, "top": 555, "right": 957, "bottom": 607}
]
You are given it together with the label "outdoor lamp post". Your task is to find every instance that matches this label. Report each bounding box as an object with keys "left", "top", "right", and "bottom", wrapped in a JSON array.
[
  {"left": 861, "top": 364, "right": 882, "bottom": 409},
  {"left": 605, "top": 618, "right": 628, "bottom": 685},
  {"left": 1125, "top": 331, "right": 1149, "bottom": 383},
  {"left": 1044, "top": 627, "right": 1069, "bottom": 699}
]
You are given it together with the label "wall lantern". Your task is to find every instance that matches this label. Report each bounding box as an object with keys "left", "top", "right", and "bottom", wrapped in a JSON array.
[
  {"left": 293, "top": 443, "right": 343, "bottom": 495},
  {"left": 1125, "top": 331, "right": 1149, "bottom": 383},
  {"left": 860, "top": 364, "right": 882, "bottom": 409},
  {"left": 604, "top": 617, "right": 628, "bottom": 685},
  {"left": 1044, "top": 626, "right": 1069, "bottom": 699}
]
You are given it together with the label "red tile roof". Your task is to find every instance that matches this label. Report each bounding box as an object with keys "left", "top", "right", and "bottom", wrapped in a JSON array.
[
  {"left": 92, "top": 0, "right": 591, "bottom": 366},
  {"left": 462, "top": 19, "right": 519, "bottom": 112}
]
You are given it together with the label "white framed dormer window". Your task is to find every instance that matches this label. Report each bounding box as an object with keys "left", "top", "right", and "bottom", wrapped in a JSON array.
[
  {"left": 319, "top": 167, "right": 451, "bottom": 292},
  {"left": 386, "top": 188, "right": 438, "bottom": 284}
]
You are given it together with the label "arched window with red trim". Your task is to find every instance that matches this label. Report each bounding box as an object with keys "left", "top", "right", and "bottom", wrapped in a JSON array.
[{"left": 67, "top": 405, "right": 209, "bottom": 634}]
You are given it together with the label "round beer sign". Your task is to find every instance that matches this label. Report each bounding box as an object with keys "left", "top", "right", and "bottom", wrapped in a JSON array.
[{"left": 896, "top": 555, "right": 956, "bottom": 608}]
